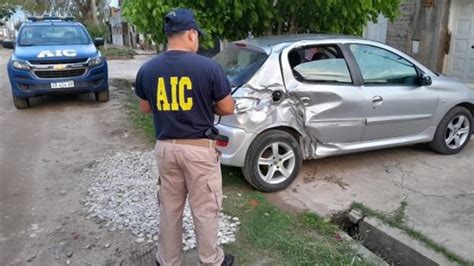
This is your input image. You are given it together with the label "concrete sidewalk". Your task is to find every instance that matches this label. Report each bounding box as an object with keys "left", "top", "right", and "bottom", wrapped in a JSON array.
[{"left": 273, "top": 140, "right": 474, "bottom": 262}]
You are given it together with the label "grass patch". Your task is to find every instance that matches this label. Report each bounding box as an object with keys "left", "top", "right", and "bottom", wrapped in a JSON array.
[
  {"left": 100, "top": 46, "right": 137, "bottom": 59},
  {"left": 222, "top": 169, "right": 373, "bottom": 265},
  {"left": 121, "top": 84, "right": 374, "bottom": 265},
  {"left": 352, "top": 202, "right": 472, "bottom": 266},
  {"left": 121, "top": 83, "right": 155, "bottom": 144}
]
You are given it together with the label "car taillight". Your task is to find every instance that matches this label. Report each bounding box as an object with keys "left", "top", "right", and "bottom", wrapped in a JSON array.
[{"left": 216, "top": 139, "right": 229, "bottom": 147}]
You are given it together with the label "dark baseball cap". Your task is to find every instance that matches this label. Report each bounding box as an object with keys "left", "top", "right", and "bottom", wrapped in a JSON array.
[{"left": 164, "top": 8, "right": 205, "bottom": 36}]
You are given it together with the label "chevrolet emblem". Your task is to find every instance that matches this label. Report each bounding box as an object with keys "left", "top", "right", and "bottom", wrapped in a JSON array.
[{"left": 53, "top": 64, "right": 67, "bottom": 70}]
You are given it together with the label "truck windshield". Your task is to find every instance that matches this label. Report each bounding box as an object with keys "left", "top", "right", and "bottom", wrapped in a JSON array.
[
  {"left": 213, "top": 45, "right": 268, "bottom": 88},
  {"left": 18, "top": 25, "right": 91, "bottom": 46}
]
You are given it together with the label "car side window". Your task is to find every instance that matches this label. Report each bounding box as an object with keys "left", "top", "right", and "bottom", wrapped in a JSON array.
[
  {"left": 350, "top": 44, "right": 419, "bottom": 86},
  {"left": 289, "top": 45, "right": 352, "bottom": 84}
]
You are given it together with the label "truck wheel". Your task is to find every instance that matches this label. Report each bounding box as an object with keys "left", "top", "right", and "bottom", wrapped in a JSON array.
[
  {"left": 242, "top": 130, "right": 302, "bottom": 192},
  {"left": 429, "top": 106, "right": 472, "bottom": 155},
  {"left": 95, "top": 90, "right": 109, "bottom": 102},
  {"left": 13, "top": 95, "right": 29, "bottom": 109}
]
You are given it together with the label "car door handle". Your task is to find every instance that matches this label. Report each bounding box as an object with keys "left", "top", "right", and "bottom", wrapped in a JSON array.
[{"left": 372, "top": 96, "right": 383, "bottom": 106}]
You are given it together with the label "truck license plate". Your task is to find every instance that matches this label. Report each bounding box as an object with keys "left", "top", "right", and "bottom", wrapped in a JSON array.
[{"left": 51, "top": 80, "right": 74, "bottom": 89}]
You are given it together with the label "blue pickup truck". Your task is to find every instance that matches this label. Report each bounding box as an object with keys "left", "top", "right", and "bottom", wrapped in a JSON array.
[{"left": 2, "top": 16, "right": 109, "bottom": 109}]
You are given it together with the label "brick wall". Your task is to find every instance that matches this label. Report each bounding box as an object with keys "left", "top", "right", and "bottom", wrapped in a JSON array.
[
  {"left": 386, "top": 0, "right": 416, "bottom": 54},
  {"left": 386, "top": 0, "right": 451, "bottom": 72}
]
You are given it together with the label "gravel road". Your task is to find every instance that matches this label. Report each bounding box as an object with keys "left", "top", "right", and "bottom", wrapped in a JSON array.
[{"left": 0, "top": 49, "right": 227, "bottom": 265}]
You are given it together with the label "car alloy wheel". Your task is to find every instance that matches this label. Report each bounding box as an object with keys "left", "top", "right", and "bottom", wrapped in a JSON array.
[
  {"left": 445, "top": 114, "right": 470, "bottom": 149},
  {"left": 242, "top": 130, "right": 302, "bottom": 192},
  {"left": 430, "top": 106, "right": 472, "bottom": 155},
  {"left": 257, "top": 142, "right": 296, "bottom": 184}
]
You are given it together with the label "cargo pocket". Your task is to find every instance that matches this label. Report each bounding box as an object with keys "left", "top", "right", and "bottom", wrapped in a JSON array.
[
  {"left": 206, "top": 179, "right": 222, "bottom": 218},
  {"left": 156, "top": 176, "right": 161, "bottom": 207}
]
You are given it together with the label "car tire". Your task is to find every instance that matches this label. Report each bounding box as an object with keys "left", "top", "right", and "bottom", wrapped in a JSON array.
[
  {"left": 12, "top": 95, "right": 29, "bottom": 109},
  {"left": 429, "top": 106, "right": 472, "bottom": 155},
  {"left": 242, "top": 130, "right": 302, "bottom": 192},
  {"left": 95, "top": 90, "right": 109, "bottom": 102}
]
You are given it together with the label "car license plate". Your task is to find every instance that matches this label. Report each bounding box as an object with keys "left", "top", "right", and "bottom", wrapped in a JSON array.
[{"left": 51, "top": 80, "right": 74, "bottom": 89}]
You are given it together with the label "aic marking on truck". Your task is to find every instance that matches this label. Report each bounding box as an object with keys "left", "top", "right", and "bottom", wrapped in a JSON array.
[{"left": 37, "top": 50, "right": 77, "bottom": 58}]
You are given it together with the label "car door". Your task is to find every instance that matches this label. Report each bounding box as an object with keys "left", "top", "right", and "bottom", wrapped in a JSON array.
[
  {"left": 347, "top": 43, "right": 439, "bottom": 140},
  {"left": 281, "top": 41, "right": 369, "bottom": 144}
]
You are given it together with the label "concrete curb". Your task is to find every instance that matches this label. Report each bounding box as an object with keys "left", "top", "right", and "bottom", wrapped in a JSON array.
[
  {"left": 357, "top": 215, "right": 456, "bottom": 266},
  {"left": 338, "top": 230, "right": 389, "bottom": 265}
]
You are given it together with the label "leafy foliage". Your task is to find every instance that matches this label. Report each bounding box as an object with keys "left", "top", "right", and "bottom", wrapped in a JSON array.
[
  {"left": 123, "top": 0, "right": 401, "bottom": 49},
  {"left": 0, "top": 3, "right": 15, "bottom": 22},
  {"left": 3, "top": 0, "right": 109, "bottom": 25}
]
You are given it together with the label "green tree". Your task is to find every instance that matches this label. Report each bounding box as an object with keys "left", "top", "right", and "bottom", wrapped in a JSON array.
[
  {"left": 123, "top": 0, "right": 273, "bottom": 50},
  {"left": 123, "top": 0, "right": 401, "bottom": 50},
  {"left": 4, "top": 0, "right": 110, "bottom": 38},
  {"left": 272, "top": 0, "right": 400, "bottom": 35},
  {"left": 0, "top": 3, "right": 15, "bottom": 22},
  {"left": 3, "top": 0, "right": 108, "bottom": 25}
]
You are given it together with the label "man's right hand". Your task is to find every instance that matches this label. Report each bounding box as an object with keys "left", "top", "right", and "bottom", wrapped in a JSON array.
[{"left": 214, "top": 95, "right": 235, "bottom": 116}]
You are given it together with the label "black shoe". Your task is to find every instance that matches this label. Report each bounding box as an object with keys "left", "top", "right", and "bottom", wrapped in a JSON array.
[
  {"left": 221, "top": 254, "right": 234, "bottom": 266},
  {"left": 155, "top": 259, "right": 160, "bottom": 266}
]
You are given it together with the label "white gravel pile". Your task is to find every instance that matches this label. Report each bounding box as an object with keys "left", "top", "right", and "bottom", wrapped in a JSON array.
[{"left": 83, "top": 150, "right": 239, "bottom": 250}]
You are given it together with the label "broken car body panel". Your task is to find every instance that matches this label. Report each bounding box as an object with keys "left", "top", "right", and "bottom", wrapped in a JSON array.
[{"left": 215, "top": 35, "right": 474, "bottom": 167}]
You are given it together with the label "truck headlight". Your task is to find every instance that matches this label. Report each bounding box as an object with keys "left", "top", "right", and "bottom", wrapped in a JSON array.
[
  {"left": 12, "top": 60, "right": 31, "bottom": 70},
  {"left": 88, "top": 56, "right": 103, "bottom": 67}
]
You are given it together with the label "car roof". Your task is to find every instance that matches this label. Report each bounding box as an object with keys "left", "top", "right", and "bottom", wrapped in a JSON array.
[
  {"left": 237, "top": 34, "right": 366, "bottom": 48},
  {"left": 233, "top": 33, "right": 435, "bottom": 76},
  {"left": 22, "top": 20, "right": 81, "bottom": 27}
]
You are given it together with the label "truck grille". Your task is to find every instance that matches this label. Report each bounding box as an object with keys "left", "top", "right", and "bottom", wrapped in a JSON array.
[
  {"left": 28, "top": 58, "right": 88, "bottom": 65},
  {"left": 34, "top": 69, "right": 86, "bottom": 79}
]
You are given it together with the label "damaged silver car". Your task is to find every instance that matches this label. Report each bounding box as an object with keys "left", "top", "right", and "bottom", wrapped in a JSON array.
[{"left": 213, "top": 34, "right": 474, "bottom": 192}]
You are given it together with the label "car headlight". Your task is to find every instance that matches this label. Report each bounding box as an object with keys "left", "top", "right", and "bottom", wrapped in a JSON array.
[
  {"left": 12, "top": 60, "right": 31, "bottom": 70},
  {"left": 88, "top": 56, "right": 103, "bottom": 67},
  {"left": 234, "top": 97, "right": 260, "bottom": 113}
]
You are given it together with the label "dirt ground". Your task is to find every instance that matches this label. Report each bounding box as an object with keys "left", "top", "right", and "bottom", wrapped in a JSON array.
[{"left": 0, "top": 49, "right": 159, "bottom": 265}]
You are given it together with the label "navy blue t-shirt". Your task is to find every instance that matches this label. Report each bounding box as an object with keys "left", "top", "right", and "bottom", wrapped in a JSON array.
[{"left": 135, "top": 51, "right": 231, "bottom": 140}]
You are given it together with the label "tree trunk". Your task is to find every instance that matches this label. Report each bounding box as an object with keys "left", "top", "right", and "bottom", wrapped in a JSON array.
[
  {"left": 288, "top": 16, "right": 297, "bottom": 34},
  {"left": 90, "top": 0, "right": 99, "bottom": 25}
]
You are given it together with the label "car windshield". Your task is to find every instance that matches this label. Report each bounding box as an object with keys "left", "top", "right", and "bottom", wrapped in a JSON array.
[
  {"left": 18, "top": 25, "right": 91, "bottom": 46},
  {"left": 213, "top": 45, "right": 268, "bottom": 87}
]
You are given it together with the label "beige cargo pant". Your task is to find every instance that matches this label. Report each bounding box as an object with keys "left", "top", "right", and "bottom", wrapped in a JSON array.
[{"left": 154, "top": 140, "right": 225, "bottom": 266}]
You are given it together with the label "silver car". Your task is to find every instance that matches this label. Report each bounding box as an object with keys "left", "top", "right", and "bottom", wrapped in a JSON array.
[{"left": 213, "top": 34, "right": 474, "bottom": 192}]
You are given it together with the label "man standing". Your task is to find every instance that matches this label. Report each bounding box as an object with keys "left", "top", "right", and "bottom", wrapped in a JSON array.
[{"left": 134, "top": 8, "right": 235, "bottom": 266}]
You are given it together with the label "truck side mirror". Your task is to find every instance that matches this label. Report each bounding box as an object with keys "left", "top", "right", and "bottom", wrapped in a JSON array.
[{"left": 94, "top": 38, "right": 104, "bottom": 47}]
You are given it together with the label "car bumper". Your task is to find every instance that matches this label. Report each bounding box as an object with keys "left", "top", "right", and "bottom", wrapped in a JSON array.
[
  {"left": 216, "top": 123, "right": 256, "bottom": 167},
  {"left": 7, "top": 62, "right": 108, "bottom": 98}
]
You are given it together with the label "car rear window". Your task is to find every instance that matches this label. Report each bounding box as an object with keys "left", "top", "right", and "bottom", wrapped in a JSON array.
[
  {"left": 213, "top": 45, "right": 268, "bottom": 88},
  {"left": 18, "top": 25, "right": 91, "bottom": 46},
  {"left": 289, "top": 45, "right": 352, "bottom": 84}
]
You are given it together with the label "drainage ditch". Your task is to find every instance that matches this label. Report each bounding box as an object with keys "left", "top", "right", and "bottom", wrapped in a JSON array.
[{"left": 333, "top": 209, "right": 450, "bottom": 266}]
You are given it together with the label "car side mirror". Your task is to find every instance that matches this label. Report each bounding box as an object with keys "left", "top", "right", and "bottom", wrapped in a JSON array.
[
  {"left": 2, "top": 40, "right": 15, "bottom": 49},
  {"left": 419, "top": 73, "right": 432, "bottom": 86},
  {"left": 94, "top": 38, "right": 104, "bottom": 47}
]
